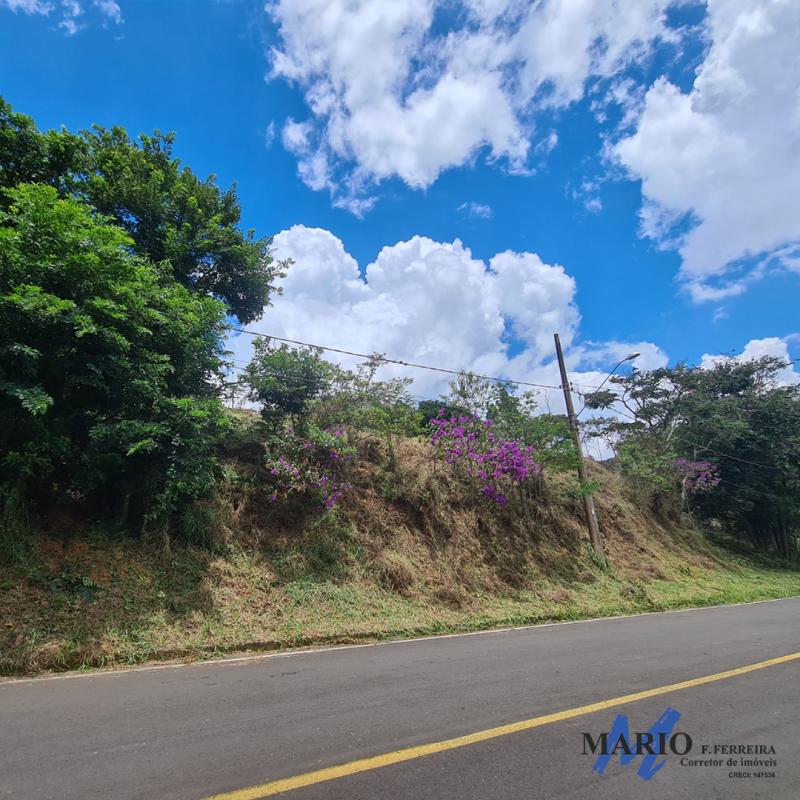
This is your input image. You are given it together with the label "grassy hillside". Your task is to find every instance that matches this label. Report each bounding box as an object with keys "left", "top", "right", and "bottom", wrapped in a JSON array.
[
  {"left": 2, "top": 426, "right": 798, "bottom": 677},
  {"left": 3, "top": 100, "right": 799, "bottom": 679}
]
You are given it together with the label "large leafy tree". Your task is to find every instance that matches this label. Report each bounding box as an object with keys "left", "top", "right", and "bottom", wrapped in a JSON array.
[
  {"left": 0, "top": 99, "right": 82, "bottom": 194},
  {"left": 242, "top": 340, "right": 332, "bottom": 427},
  {"left": 0, "top": 97, "right": 284, "bottom": 323},
  {"left": 0, "top": 184, "right": 229, "bottom": 524},
  {"left": 586, "top": 358, "right": 800, "bottom": 555}
]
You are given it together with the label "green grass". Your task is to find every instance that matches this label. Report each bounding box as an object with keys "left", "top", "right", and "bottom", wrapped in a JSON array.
[{"left": 2, "top": 530, "right": 798, "bottom": 676}]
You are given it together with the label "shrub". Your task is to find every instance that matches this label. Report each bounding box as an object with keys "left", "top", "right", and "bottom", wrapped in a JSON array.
[
  {"left": 430, "top": 411, "right": 540, "bottom": 505},
  {"left": 265, "top": 424, "right": 355, "bottom": 510}
]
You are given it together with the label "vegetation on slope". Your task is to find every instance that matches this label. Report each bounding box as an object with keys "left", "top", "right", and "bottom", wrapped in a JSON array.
[
  {"left": 2, "top": 419, "right": 799, "bottom": 676},
  {"left": 1, "top": 100, "right": 799, "bottom": 676}
]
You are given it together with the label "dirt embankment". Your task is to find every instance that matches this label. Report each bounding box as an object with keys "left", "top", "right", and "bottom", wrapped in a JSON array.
[{"left": 2, "top": 436, "right": 797, "bottom": 676}]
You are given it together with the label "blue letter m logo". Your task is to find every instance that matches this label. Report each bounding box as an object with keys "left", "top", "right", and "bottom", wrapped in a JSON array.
[{"left": 593, "top": 707, "right": 682, "bottom": 781}]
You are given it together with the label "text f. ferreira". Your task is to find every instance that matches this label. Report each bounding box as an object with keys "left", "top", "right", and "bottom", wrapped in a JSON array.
[{"left": 582, "top": 708, "right": 778, "bottom": 783}]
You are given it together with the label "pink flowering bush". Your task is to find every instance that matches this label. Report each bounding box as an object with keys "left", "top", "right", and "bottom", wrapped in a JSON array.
[
  {"left": 430, "top": 411, "right": 541, "bottom": 505},
  {"left": 266, "top": 424, "right": 354, "bottom": 510},
  {"left": 673, "top": 458, "right": 721, "bottom": 493}
]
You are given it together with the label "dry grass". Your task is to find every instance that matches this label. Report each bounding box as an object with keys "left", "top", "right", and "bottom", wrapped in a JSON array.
[{"left": 1, "top": 434, "right": 798, "bottom": 676}]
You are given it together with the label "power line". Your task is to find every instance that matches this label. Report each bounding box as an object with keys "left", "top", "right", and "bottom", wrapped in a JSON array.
[
  {"left": 231, "top": 327, "right": 569, "bottom": 392},
  {"left": 229, "top": 329, "right": 792, "bottom": 468},
  {"left": 226, "top": 332, "right": 787, "bottom": 480}
]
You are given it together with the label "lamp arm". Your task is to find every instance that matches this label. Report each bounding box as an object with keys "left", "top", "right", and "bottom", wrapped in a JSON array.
[{"left": 576, "top": 357, "right": 628, "bottom": 417}]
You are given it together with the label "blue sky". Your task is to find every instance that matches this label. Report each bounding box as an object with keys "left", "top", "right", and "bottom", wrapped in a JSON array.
[{"left": 1, "top": 0, "right": 798, "bottom": 396}]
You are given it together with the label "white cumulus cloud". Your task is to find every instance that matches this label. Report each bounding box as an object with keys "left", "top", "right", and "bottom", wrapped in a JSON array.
[
  {"left": 615, "top": 0, "right": 800, "bottom": 301},
  {"left": 230, "top": 225, "right": 665, "bottom": 409},
  {"left": 700, "top": 336, "right": 800, "bottom": 384},
  {"left": 266, "top": 0, "right": 685, "bottom": 211}
]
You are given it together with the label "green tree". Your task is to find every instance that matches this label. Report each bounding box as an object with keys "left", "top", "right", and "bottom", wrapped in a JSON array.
[
  {"left": 587, "top": 357, "right": 800, "bottom": 555},
  {"left": 0, "top": 98, "right": 82, "bottom": 196},
  {"left": 308, "top": 355, "right": 415, "bottom": 432},
  {"left": 0, "top": 184, "right": 229, "bottom": 525},
  {"left": 443, "top": 372, "right": 501, "bottom": 418},
  {"left": 416, "top": 399, "right": 468, "bottom": 430},
  {"left": 242, "top": 339, "right": 332, "bottom": 427},
  {"left": 0, "top": 97, "right": 285, "bottom": 323}
]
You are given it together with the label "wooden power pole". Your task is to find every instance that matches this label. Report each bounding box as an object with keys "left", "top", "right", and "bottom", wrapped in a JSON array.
[{"left": 553, "top": 333, "right": 606, "bottom": 565}]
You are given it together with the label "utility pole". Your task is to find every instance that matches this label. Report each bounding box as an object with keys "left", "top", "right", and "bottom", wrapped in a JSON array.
[{"left": 553, "top": 333, "right": 606, "bottom": 565}]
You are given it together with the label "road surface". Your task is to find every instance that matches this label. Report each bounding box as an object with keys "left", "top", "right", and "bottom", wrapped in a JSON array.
[{"left": 2, "top": 598, "right": 799, "bottom": 799}]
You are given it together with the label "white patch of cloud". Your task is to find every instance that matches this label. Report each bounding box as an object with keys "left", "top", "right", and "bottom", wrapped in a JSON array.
[
  {"left": 0, "top": 0, "right": 51, "bottom": 11},
  {"left": 93, "top": 0, "right": 121, "bottom": 23},
  {"left": 568, "top": 178, "right": 605, "bottom": 214},
  {"left": 712, "top": 307, "right": 729, "bottom": 323},
  {"left": 458, "top": 201, "right": 493, "bottom": 219},
  {"left": 267, "top": 0, "right": 685, "bottom": 211},
  {"left": 264, "top": 120, "right": 277, "bottom": 149},
  {"left": 57, "top": 0, "right": 82, "bottom": 34},
  {"left": 573, "top": 341, "right": 668, "bottom": 374},
  {"left": 1, "top": 0, "right": 122, "bottom": 30},
  {"left": 280, "top": 118, "right": 330, "bottom": 192},
  {"left": 615, "top": 0, "right": 800, "bottom": 302},
  {"left": 536, "top": 131, "right": 559, "bottom": 156},
  {"left": 280, "top": 117, "right": 375, "bottom": 215},
  {"left": 700, "top": 336, "right": 800, "bottom": 385},
  {"left": 602, "top": 78, "right": 648, "bottom": 130},
  {"left": 231, "top": 226, "right": 666, "bottom": 415},
  {"left": 584, "top": 197, "right": 603, "bottom": 214},
  {"left": 685, "top": 278, "right": 748, "bottom": 303},
  {"left": 772, "top": 243, "right": 800, "bottom": 274}
]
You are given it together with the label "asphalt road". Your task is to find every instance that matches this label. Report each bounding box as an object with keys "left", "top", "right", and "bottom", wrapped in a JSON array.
[{"left": 2, "top": 598, "right": 799, "bottom": 800}]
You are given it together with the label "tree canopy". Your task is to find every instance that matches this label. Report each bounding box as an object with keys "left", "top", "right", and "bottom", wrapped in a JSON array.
[
  {"left": 586, "top": 357, "right": 800, "bottom": 555},
  {"left": 0, "top": 183, "right": 229, "bottom": 523},
  {"left": 0, "top": 97, "right": 284, "bottom": 323},
  {"left": 0, "top": 98, "right": 286, "bottom": 533}
]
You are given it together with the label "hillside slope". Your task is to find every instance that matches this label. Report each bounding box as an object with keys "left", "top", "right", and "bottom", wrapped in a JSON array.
[{"left": 2, "top": 434, "right": 798, "bottom": 676}]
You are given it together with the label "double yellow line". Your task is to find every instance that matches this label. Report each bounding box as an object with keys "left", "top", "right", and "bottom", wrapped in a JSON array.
[{"left": 205, "top": 650, "right": 800, "bottom": 800}]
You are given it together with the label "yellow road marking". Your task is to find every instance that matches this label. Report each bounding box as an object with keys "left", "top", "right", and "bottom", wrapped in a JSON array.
[{"left": 204, "top": 650, "right": 800, "bottom": 800}]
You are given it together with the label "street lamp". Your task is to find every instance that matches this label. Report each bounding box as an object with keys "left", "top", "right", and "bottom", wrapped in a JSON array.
[
  {"left": 595, "top": 351, "right": 640, "bottom": 394},
  {"left": 578, "top": 352, "right": 639, "bottom": 416}
]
